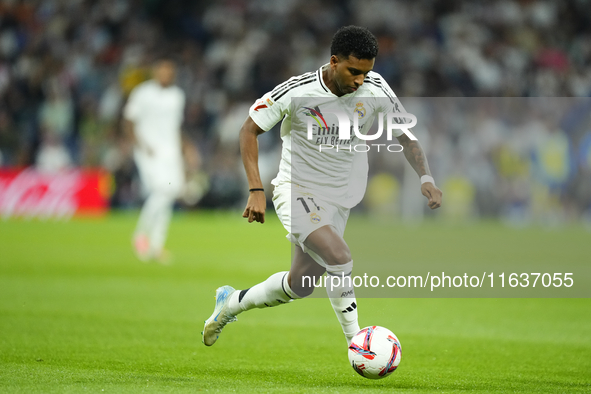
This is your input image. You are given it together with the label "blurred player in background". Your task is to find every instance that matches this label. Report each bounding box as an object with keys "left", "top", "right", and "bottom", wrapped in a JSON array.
[
  {"left": 124, "top": 59, "right": 185, "bottom": 263},
  {"left": 203, "top": 26, "right": 442, "bottom": 346}
]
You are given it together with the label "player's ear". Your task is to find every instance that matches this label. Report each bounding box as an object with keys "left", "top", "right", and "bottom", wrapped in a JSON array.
[{"left": 330, "top": 55, "right": 340, "bottom": 69}]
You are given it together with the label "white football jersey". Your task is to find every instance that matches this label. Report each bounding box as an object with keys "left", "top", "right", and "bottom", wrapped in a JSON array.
[
  {"left": 124, "top": 80, "right": 185, "bottom": 162},
  {"left": 249, "top": 64, "right": 406, "bottom": 208}
]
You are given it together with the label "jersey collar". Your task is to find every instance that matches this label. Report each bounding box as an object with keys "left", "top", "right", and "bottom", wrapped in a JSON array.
[{"left": 317, "top": 64, "right": 331, "bottom": 94}]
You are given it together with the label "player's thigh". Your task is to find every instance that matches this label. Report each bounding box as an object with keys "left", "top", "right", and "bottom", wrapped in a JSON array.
[
  {"left": 288, "top": 245, "right": 326, "bottom": 297},
  {"left": 273, "top": 184, "right": 351, "bottom": 266},
  {"left": 303, "top": 225, "right": 351, "bottom": 266},
  {"left": 273, "top": 185, "right": 332, "bottom": 250},
  {"left": 151, "top": 165, "right": 184, "bottom": 196},
  {"left": 134, "top": 153, "right": 152, "bottom": 188}
]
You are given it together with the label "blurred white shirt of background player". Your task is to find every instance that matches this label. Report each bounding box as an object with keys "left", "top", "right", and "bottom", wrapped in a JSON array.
[{"left": 124, "top": 59, "right": 185, "bottom": 263}]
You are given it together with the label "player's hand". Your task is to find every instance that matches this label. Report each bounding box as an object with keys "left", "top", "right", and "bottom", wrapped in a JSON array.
[
  {"left": 421, "top": 182, "right": 442, "bottom": 210},
  {"left": 242, "top": 191, "right": 266, "bottom": 223}
]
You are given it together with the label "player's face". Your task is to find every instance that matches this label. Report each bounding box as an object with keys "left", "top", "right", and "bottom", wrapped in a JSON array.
[
  {"left": 154, "top": 61, "right": 176, "bottom": 87},
  {"left": 331, "top": 55, "right": 375, "bottom": 95}
]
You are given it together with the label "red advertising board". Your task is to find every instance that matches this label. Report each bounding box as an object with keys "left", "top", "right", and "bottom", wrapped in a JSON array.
[{"left": 0, "top": 168, "right": 111, "bottom": 218}]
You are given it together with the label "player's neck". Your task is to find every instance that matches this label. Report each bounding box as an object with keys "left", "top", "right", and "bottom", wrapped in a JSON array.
[
  {"left": 156, "top": 80, "right": 173, "bottom": 88},
  {"left": 322, "top": 66, "right": 345, "bottom": 97}
]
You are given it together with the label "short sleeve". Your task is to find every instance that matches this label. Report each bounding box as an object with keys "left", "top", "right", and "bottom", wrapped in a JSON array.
[
  {"left": 370, "top": 74, "right": 409, "bottom": 138},
  {"left": 248, "top": 90, "right": 288, "bottom": 132}
]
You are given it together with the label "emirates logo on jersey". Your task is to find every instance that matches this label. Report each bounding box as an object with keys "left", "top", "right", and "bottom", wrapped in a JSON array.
[
  {"left": 303, "top": 106, "right": 328, "bottom": 129},
  {"left": 301, "top": 102, "right": 417, "bottom": 154},
  {"left": 305, "top": 105, "right": 355, "bottom": 147}
]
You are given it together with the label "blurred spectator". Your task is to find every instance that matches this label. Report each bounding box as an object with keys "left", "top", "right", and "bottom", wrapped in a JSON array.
[
  {"left": 35, "top": 130, "right": 72, "bottom": 173},
  {"left": 0, "top": 0, "right": 590, "bottom": 222}
]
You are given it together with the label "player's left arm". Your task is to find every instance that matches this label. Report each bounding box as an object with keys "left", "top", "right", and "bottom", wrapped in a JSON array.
[
  {"left": 177, "top": 91, "right": 199, "bottom": 176},
  {"left": 396, "top": 133, "right": 442, "bottom": 210},
  {"left": 372, "top": 73, "right": 442, "bottom": 209},
  {"left": 181, "top": 133, "right": 201, "bottom": 175}
]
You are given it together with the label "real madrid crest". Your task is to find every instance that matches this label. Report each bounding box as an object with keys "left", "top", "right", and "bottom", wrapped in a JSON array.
[
  {"left": 310, "top": 213, "right": 321, "bottom": 224},
  {"left": 355, "top": 102, "right": 366, "bottom": 118}
]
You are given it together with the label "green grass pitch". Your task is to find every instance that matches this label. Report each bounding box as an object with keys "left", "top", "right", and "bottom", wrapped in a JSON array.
[{"left": 1, "top": 212, "right": 590, "bottom": 393}]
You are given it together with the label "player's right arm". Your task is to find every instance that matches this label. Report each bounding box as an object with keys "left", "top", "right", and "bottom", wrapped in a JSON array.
[
  {"left": 123, "top": 119, "right": 153, "bottom": 157},
  {"left": 240, "top": 117, "right": 267, "bottom": 223},
  {"left": 123, "top": 86, "right": 153, "bottom": 156},
  {"left": 241, "top": 86, "right": 289, "bottom": 223}
]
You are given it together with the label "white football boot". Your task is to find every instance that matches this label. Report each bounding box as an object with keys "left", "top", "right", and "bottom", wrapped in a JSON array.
[{"left": 202, "top": 285, "right": 237, "bottom": 346}]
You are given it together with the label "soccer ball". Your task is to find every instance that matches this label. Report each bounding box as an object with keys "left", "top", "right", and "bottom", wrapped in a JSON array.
[{"left": 348, "top": 326, "right": 401, "bottom": 379}]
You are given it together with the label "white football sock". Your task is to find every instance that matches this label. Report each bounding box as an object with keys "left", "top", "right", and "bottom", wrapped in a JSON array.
[
  {"left": 326, "top": 261, "right": 360, "bottom": 344},
  {"left": 135, "top": 191, "right": 175, "bottom": 255},
  {"left": 228, "top": 271, "right": 301, "bottom": 315},
  {"left": 147, "top": 193, "right": 174, "bottom": 255}
]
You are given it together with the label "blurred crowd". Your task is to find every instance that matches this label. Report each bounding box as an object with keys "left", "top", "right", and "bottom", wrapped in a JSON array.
[
  {"left": 366, "top": 97, "right": 591, "bottom": 224},
  {"left": 0, "top": 0, "right": 590, "bottom": 220}
]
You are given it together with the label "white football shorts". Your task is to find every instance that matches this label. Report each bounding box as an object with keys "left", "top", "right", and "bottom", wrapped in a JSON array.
[
  {"left": 134, "top": 151, "right": 184, "bottom": 197},
  {"left": 272, "top": 182, "right": 350, "bottom": 267}
]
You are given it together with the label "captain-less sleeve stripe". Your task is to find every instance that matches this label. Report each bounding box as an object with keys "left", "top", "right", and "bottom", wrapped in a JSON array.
[
  {"left": 271, "top": 73, "right": 316, "bottom": 100},
  {"left": 365, "top": 76, "right": 396, "bottom": 104},
  {"left": 272, "top": 78, "right": 317, "bottom": 100}
]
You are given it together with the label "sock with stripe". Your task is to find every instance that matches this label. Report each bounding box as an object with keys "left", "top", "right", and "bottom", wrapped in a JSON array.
[
  {"left": 228, "top": 271, "right": 301, "bottom": 315},
  {"left": 326, "top": 261, "right": 360, "bottom": 344}
]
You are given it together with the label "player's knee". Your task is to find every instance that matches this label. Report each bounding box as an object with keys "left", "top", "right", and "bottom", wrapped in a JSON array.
[
  {"left": 293, "top": 285, "right": 315, "bottom": 298},
  {"left": 290, "top": 272, "right": 321, "bottom": 298},
  {"left": 324, "top": 246, "right": 352, "bottom": 266},
  {"left": 290, "top": 280, "right": 315, "bottom": 298}
]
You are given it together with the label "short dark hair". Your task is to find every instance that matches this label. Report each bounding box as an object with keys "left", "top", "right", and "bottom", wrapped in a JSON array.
[
  {"left": 153, "top": 55, "right": 176, "bottom": 65},
  {"left": 330, "top": 26, "right": 379, "bottom": 60}
]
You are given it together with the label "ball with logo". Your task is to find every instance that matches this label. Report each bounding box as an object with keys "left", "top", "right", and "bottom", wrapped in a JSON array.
[{"left": 348, "top": 326, "right": 401, "bottom": 379}]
